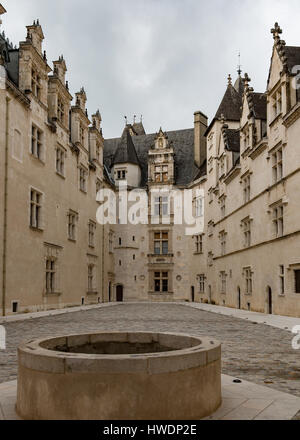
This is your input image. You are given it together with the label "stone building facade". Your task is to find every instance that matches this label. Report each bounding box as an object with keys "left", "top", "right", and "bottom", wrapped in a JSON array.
[{"left": 0, "top": 4, "right": 300, "bottom": 317}]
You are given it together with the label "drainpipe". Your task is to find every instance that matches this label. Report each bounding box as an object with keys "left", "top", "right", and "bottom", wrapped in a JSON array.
[
  {"left": 2, "top": 96, "right": 10, "bottom": 316},
  {"left": 102, "top": 223, "right": 105, "bottom": 303}
]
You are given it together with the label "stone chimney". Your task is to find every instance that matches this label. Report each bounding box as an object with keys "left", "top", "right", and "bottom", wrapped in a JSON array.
[
  {"left": 194, "top": 111, "right": 208, "bottom": 168},
  {"left": 53, "top": 55, "right": 67, "bottom": 83}
]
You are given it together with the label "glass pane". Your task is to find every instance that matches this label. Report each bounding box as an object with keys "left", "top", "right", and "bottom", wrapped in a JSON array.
[
  {"left": 162, "top": 280, "right": 168, "bottom": 292},
  {"left": 162, "top": 241, "right": 168, "bottom": 254}
]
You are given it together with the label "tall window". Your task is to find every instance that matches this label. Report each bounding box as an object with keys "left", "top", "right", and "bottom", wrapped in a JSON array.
[
  {"left": 154, "top": 272, "right": 168, "bottom": 293},
  {"left": 272, "top": 89, "right": 282, "bottom": 118},
  {"left": 56, "top": 146, "right": 65, "bottom": 176},
  {"left": 242, "top": 219, "right": 251, "bottom": 248},
  {"left": 154, "top": 196, "right": 169, "bottom": 216},
  {"left": 68, "top": 211, "right": 77, "bottom": 241},
  {"left": 88, "top": 221, "right": 96, "bottom": 247},
  {"left": 220, "top": 196, "right": 226, "bottom": 218},
  {"left": 273, "top": 205, "right": 284, "bottom": 237},
  {"left": 31, "top": 68, "right": 41, "bottom": 99},
  {"left": 295, "top": 270, "right": 300, "bottom": 294},
  {"left": 243, "top": 175, "right": 251, "bottom": 203},
  {"left": 199, "top": 274, "right": 205, "bottom": 293},
  {"left": 46, "top": 258, "right": 56, "bottom": 293},
  {"left": 79, "top": 167, "right": 87, "bottom": 192},
  {"left": 57, "top": 98, "right": 65, "bottom": 124},
  {"left": 155, "top": 165, "right": 168, "bottom": 183},
  {"left": 195, "top": 197, "right": 204, "bottom": 217},
  {"left": 279, "top": 265, "right": 285, "bottom": 295},
  {"left": 220, "top": 231, "right": 226, "bottom": 256},
  {"left": 88, "top": 264, "right": 95, "bottom": 292},
  {"left": 272, "top": 148, "right": 283, "bottom": 183},
  {"left": 154, "top": 232, "right": 169, "bottom": 255},
  {"left": 31, "top": 125, "right": 43, "bottom": 160},
  {"left": 195, "top": 235, "right": 203, "bottom": 254},
  {"left": 30, "top": 189, "right": 42, "bottom": 229},
  {"left": 245, "top": 268, "right": 253, "bottom": 295},
  {"left": 220, "top": 272, "right": 226, "bottom": 294}
]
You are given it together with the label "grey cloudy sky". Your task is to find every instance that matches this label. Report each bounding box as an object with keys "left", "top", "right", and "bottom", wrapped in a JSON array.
[{"left": 2, "top": 0, "right": 300, "bottom": 138}]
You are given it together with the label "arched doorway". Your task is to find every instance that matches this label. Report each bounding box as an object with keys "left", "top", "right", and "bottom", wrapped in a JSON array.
[
  {"left": 237, "top": 287, "right": 241, "bottom": 309},
  {"left": 191, "top": 286, "right": 195, "bottom": 302},
  {"left": 108, "top": 282, "right": 112, "bottom": 302},
  {"left": 267, "top": 286, "right": 272, "bottom": 314},
  {"left": 116, "top": 285, "right": 124, "bottom": 302}
]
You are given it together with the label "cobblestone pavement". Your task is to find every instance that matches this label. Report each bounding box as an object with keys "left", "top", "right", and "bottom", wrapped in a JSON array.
[{"left": 0, "top": 303, "right": 299, "bottom": 398}]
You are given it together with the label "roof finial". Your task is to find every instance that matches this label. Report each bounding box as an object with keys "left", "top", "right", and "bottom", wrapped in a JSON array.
[
  {"left": 237, "top": 51, "right": 242, "bottom": 76},
  {"left": 133, "top": 115, "right": 136, "bottom": 124},
  {"left": 228, "top": 74, "right": 232, "bottom": 86},
  {"left": 243, "top": 72, "right": 251, "bottom": 88},
  {"left": 140, "top": 114, "right": 143, "bottom": 123},
  {"left": 271, "top": 22, "right": 282, "bottom": 43},
  {"left": 124, "top": 116, "right": 128, "bottom": 126}
]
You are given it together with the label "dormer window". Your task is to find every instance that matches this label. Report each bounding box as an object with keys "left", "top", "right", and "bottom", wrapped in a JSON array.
[
  {"left": 57, "top": 98, "right": 64, "bottom": 124},
  {"left": 31, "top": 68, "right": 41, "bottom": 99},
  {"left": 272, "top": 89, "right": 282, "bottom": 118},
  {"left": 155, "top": 165, "right": 168, "bottom": 183}
]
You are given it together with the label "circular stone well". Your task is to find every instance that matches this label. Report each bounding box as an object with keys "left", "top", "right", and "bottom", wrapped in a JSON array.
[{"left": 17, "top": 332, "right": 221, "bottom": 420}]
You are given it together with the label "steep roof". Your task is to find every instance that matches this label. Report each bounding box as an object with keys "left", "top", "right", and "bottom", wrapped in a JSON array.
[
  {"left": 283, "top": 46, "right": 300, "bottom": 72},
  {"left": 132, "top": 122, "right": 146, "bottom": 136},
  {"left": 105, "top": 128, "right": 200, "bottom": 187},
  {"left": 250, "top": 92, "right": 267, "bottom": 120},
  {"left": 223, "top": 128, "right": 240, "bottom": 153},
  {"left": 214, "top": 83, "right": 242, "bottom": 121},
  {"left": 113, "top": 127, "right": 140, "bottom": 166}
]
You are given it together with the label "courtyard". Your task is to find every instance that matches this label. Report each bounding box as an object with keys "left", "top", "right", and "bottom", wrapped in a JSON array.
[{"left": 0, "top": 302, "right": 299, "bottom": 398}]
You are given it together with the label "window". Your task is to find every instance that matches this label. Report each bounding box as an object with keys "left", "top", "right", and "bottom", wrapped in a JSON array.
[
  {"left": 243, "top": 127, "right": 250, "bottom": 151},
  {"left": 133, "top": 236, "right": 135, "bottom": 242},
  {"left": 195, "top": 235, "right": 203, "bottom": 254},
  {"left": 273, "top": 205, "right": 284, "bottom": 237},
  {"left": 220, "top": 196, "right": 226, "bottom": 218},
  {"left": 56, "top": 146, "right": 65, "bottom": 176},
  {"left": 208, "top": 252, "right": 213, "bottom": 267},
  {"left": 57, "top": 98, "right": 64, "bottom": 124},
  {"left": 46, "top": 258, "right": 56, "bottom": 293},
  {"left": 12, "top": 301, "right": 18, "bottom": 314},
  {"left": 31, "top": 68, "right": 41, "bottom": 99},
  {"left": 279, "top": 265, "right": 285, "bottom": 295},
  {"left": 199, "top": 275, "right": 205, "bottom": 293},
  {"left": 220, "top": 231, "right": 226, "bottom": 256},
  {"left": 96, "top": 179, "right": 101, "bottom": 196},
  {"left": 243, "top": 175, "right": 251, "bottom": 203},
  {"left": 79, "top": 167, "right": 87, "bottom": 192},
  {"left": 195, "top": 197, "right": 204, "bottom": 217},
  {"left": 30, "top": 189, "right": 42, "bottom": 229},
  {"left": 88, "top": 221, "right": 96, "bottom": 247},
  {"left": 272, "top": 89, "right": 282, "bottom": 118},
  {"left": 208, "top": 222, "right": 214, "bottom": 236},
  {"left": 272, "top": 148, "right": 283, "bottom": 183},
  {"left": 31, "top": 125, "right": 43, "bottom": 160},
  {"left": 88, "top": 264, "right": 95, "bottom": 292},
  {"left": 119, "top": 237, "right": 122, "bottom": 246},
  {"left": 68, "top": 211, "right": 77, "bottom": 241},
  {"left": 154, "top": 232, "right": 169, "bottom": 255},
  {"left": 242, "top": 219, "right": 251, "bottom": 247},
  {"left": 244, "top": 268, "right": 252, "bottom": 295},
  {"left": 154, "top": 196, "right": 169, "bottom": 216},
  {"left": 155, "top": 165, "right": 168, "bottom": 183},
  {"left": 295, "top": 270, "right": 300, "bottom": 294},
  {"left": 220, "top": 272, "right": 226, "bottom": 294},
  {"left": 116, "top": 170, "right": 126, "bottom": 180},
  {"left": 154, "top": 272, "right": 169, "bottom": 293},
  {"left": 80, "top": 124, "right": 85, "bottom": 146},
  {"left": 109, "top": 232, "right": 113, "bottom": 253}
]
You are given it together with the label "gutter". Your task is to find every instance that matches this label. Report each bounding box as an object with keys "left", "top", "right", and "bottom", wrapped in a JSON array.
[{"left": 2, "top": 96, "right": 10, "bottom": 316}]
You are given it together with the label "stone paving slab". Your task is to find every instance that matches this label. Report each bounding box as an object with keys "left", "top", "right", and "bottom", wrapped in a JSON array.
[{"left": 1, "top": 375, "right": 299, "bottom": 420}]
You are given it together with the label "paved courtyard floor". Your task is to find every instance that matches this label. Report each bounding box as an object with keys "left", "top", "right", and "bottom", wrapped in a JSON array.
[{"left": 0, "top": 302, "right": 300, "bottom": 419}]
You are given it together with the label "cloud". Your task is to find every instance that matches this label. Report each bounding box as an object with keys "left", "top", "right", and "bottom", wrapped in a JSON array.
[{"left": 2, "top": 0, "right": 300, "bottom": 138}]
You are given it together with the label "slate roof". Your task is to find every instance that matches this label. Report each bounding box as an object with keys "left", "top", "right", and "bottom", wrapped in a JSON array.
[
  {"left": 284, "top": 46, "right": 300, "bottom": 72},
  {"left": 223, "top": 128, "right": 240, "bottom": 153},
  {"left": 132, "top": 122, "right": 146, "bottom": 136},
  {"left": 214, "top": 83, "right": 242, "bottom": 121},
  {"left": 104, "top": 128, "right": 201, "bottom": 187},
  {"left": 250, "top": 92, "right": 267, "bottom": 120},
  {"left": 0, "top": 32, "right": 19, "bottom": 85},
  {"left": 113, "top": 126, "right": 140, "bottom": 166}
]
